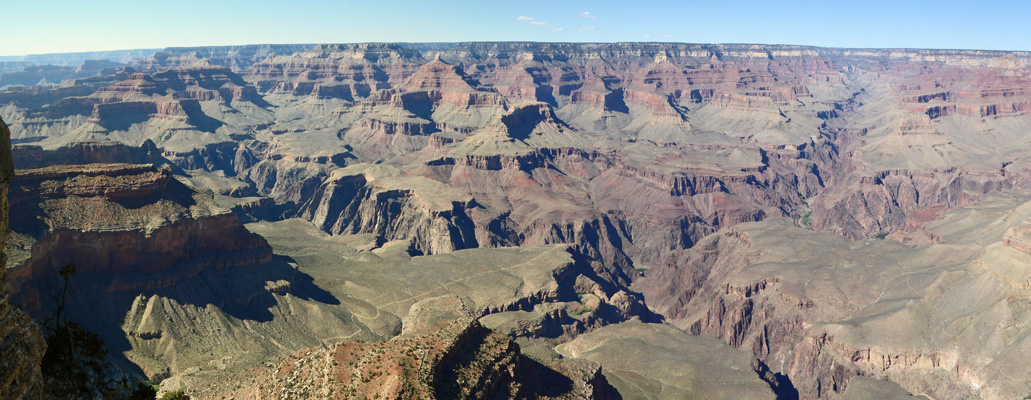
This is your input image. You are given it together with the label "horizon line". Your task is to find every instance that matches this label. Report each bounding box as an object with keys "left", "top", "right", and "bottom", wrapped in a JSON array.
[{"left": 4, "top": 41, "right": 1031, "bottom": 59}]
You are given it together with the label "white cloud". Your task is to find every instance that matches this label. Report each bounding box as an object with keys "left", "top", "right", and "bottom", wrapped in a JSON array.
[
  {"left": 579, "top": 26, "right": 596, "bottom": 32},
  {"left": 518, "top": 16, "right": 561, "bottom": 31},
  {"left": 578, "top": 11, "right": 596, "bottom": 19}
]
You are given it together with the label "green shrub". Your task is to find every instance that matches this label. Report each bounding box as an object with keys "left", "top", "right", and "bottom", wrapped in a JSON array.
[
  {"left": 159, "top": 390, "right": 190, "bottom": 400},
  {"left": 129, "top": 382, "right": 158, "bottom": 400},
  {"left": 799, "top": 210, "right": 813, "bottom": 229}
]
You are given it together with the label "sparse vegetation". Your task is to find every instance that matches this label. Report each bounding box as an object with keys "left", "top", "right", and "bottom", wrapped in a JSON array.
[
  {"left": 799, "top": 210, "right": 813, "bottom": 229},
  {"left": 129, "top": 381, "right": 158, "bottom": 400},
  {"left": 158, "top": 390, "right": 190, "bottom": 400},
  {"left": 40, "top": 263, "right": 111, "bottom": 398},
  {"left": 573, "top": 290, "right": 595, "bottom": 315}
]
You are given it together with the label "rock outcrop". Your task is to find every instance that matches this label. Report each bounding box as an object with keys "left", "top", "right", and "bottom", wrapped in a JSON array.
[
  {"left": 1003, "top": 218, "right": 1031, "bottom": 254},
  {"left": 246, "top": 317, "right": 617, "bottom": 400},
  {"left": 297, "top": 165, "right": 481, "bottom": 255},
  {"left": 0, "top": 118, "right": 46, "bottom": 399}
]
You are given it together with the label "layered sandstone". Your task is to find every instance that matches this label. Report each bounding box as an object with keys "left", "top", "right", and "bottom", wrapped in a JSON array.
[{"left": 5, "top": 161, "right": 272, "bottom": 308}]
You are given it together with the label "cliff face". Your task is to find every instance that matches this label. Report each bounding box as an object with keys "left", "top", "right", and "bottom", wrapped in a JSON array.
[
  {"left": 0, "top": 118, "right": 46, "bottom": 399},
  {"left": 12, "top": 139, "right": 166, "bottom": 169},
  {"left": 5, "top": 161, "right": 272, "bottom": 311},
  {"left": 636, "top": 215, "right": 1031, "bottom": 400},
  {"left": 296, "top": 166, "right": 481, "bottom": 255}
]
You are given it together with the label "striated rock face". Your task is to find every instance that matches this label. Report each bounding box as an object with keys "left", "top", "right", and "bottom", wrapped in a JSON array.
[
  {"left": 0, "top": 142, "right": 307, "bottom": 396},
  {"left": 297, "top": 165, "right": 480, "bottom": 255},
  {"left": 3, "top": 62, "right": 268, "bottom": 161},
  {"left": 243, "top": 43, "right": 426, "bottom": 95},
  {"left": 636, "top": 216, "right": 1031, "bottom": 400},
  {"left": 0, "top": 118, "right": 46, "bottom": 399},
  {"left": 5, "top": 161, "right": 272, "bottom": 310},
  {"left": 12, "top": 139, "right": 166, "bottom": 169},
  {"left": 134, "top": 44, "right": 316, "bottom": 72},
  {"left": 811, "top": 168, "right": 1011, "bottom": 239}
]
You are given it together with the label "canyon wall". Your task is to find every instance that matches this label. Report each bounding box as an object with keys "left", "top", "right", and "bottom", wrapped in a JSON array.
[{"left": 4, "top": 42, "right": 1031, "bottom": 398}]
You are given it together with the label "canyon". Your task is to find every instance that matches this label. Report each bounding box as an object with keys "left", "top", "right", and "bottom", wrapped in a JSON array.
[{"left": 0, "top": 42, "right": 1030, "bottom": 399}]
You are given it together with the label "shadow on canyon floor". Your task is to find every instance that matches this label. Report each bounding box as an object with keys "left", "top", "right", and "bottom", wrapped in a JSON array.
[{"left": 16, "top": 254, "right": 340, "bottom": 379}]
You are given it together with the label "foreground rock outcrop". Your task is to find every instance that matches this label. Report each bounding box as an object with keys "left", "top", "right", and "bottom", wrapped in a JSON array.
[
  {"left": 245, "top": 317, "right": 618, "bottom": 400},
  {"left": 0, "top": 118, "right": 46, "bottom": 399}
]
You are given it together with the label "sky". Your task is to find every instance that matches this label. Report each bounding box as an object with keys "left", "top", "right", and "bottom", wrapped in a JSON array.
[{"left": 3, "top": 0, "right": 1030, "bottom": 56}]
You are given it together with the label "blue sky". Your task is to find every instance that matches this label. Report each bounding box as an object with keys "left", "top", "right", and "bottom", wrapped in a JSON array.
[{"left": 4, "top": 0, "right": 1030, "bottom": 56}]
